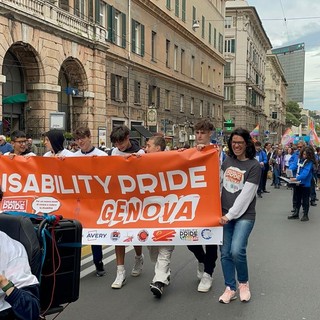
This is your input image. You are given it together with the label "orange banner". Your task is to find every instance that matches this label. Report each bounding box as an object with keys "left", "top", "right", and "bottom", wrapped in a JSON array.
[{"left": 0, "top": 147, "right": 222, "bottom": 245}]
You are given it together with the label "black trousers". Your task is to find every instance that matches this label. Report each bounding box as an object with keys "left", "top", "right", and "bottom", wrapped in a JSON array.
[
  {"left": 296, "top": 185, "right": 311, "bottom": 214},
  {"left": 187, "top": 244, "right": 218, "bottom": 276}
]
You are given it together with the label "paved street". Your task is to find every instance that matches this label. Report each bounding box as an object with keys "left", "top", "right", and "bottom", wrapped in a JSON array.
[{"left": 48, "top": 183, "right": 320, "bottom": 320}]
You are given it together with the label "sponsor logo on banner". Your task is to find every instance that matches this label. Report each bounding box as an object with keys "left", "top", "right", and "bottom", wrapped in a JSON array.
[
  {"left": 86, "top": 230, "right": 108, "bottom": 242},
  {"left": 123, "top": 233, "right": 134, "bottom": 243},
  {"left": 152, "top": 230, "right": 176, "bottom": 242},
  {"left": 111, "top": 230, "right": 121, "bottom": 242},
  {"left": 137, "top": 230, "right": 149, "bottom": 242},
  {"left": 180, "top": 229, "right": 198, "bottom": 241},
  {"left": 201, "top": 229, "right": 212, "bottom": 240}
]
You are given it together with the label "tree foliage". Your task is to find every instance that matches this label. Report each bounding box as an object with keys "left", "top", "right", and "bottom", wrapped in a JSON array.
[{"left": 285, "top": 101, "right": 302, "bottom": 127}]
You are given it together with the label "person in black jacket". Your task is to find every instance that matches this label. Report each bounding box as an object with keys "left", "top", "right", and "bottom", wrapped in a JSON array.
[{"left": 0, "top": 189, "right": 40, "bottom": 320}]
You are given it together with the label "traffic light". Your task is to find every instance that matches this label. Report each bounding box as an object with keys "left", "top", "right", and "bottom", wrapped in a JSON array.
[{"left": 224, "top": 120, "right": 235, "bottom": 131}]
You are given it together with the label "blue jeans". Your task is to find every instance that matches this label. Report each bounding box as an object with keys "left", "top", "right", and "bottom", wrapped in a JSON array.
[{"left": 220, "top": 219, "right": 255, "bottom": 291}]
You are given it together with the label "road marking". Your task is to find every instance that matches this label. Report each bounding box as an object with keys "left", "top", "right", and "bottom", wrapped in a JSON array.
[{"left": 80, "top": 246, "right": 135, "bottom": 278}]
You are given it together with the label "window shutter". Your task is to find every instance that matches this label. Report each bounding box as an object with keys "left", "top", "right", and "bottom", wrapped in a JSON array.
[
  {"left": 107, "top": 5, "right": 114, "bottom": 42},
  {"left": 157, "top": 87, "right": 160, "bottom": 108},
  {"left": 74, "top": 0, "right": 80, "bottom": 16},
  {"left": 131, "top": 20, "right": 136, "bottom": 53},
  {"left": 182, "top": 0, "right": 186, "bottom": 21},
  {"left": 111, "top": 74, "right": 115, "bottom": 101},
  {"left": 94, "top": 0, "right": 100, "bottom": 23},
  {"left": 141, "top": 24, "right": 145, "bottom": 56},
  {"left": 148, "top": 86, "right": 152, "bottom": 106},
  {"left": 60, "top": 0, "right": 69, "bottom": 11},
  {"left": 122, "top": 13, "right": 126, "bottom": 48},
  {"left": 123, "top": 77, "right": 127, "bottom": 102},
  {"left": 134, "top": 81, "right": 138, "bottom": 103}
]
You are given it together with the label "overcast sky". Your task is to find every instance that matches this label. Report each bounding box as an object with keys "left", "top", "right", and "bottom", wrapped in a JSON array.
[{"left": 247, "top": 0, "right": 320, "bottom": 111}]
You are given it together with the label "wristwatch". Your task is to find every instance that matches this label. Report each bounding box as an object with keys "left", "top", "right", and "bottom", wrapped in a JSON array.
[{"left": 2, "top": 280, "right": 14, "bottom": 293}]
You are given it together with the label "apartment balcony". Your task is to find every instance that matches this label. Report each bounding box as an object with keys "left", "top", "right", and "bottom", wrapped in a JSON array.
[{"left": 0, "top": 0, "right": 109, "bottom": 48}]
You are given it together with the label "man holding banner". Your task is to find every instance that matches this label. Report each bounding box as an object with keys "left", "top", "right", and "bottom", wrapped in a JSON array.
[
  {"left": 187, "top": 119, "right": 218, "bottom": 293},
  {"left": 72, "top": 127, "right": 108, "bottom": 277},
  {"left": 109, "top": 125, "right": 145, "bottom": 289}
]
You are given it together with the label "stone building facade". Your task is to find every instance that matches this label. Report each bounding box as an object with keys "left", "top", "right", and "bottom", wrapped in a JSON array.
[
  {"left": 224, "top": 0, "right": 272, "bottom": 141},
  {"left": 264, "top": 53, "right": 287, "bottom": 144},
  {"left": 0, "top": 0, "right": 226, "bottom": 147}
]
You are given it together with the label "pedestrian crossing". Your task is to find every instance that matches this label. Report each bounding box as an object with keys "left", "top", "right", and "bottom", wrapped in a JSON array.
[{"left": 80, "top": 245, "right": 134, "bottom": 278}]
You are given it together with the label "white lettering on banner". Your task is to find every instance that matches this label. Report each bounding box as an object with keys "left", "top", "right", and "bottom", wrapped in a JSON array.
[
  {"left": 118, "top": 166, "right": 207, "bottom": 195},
  {"left": 97, "top": 194, "right": 200, "bottom": 227},
  {"left": 0, "top": 166, "right": 207, "bottom": 195}
]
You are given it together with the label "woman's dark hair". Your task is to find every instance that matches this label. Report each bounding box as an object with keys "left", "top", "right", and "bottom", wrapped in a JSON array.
[
  {"left": 227, "top": 127, "right": 256, "bottom": 160},
  {"left": 0, "top": 188, "right": 3, "bottom": 201},
  {"left": 300, "top": 146, "right": 316, "bottom": 163}
]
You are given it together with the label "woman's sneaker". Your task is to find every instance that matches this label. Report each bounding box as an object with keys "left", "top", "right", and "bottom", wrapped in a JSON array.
[
  {"left": 219, "top": 286, "right": 237, "bottom": 304},
  {"left": 239, "top": 282, "right": 251, "bottom": 302}
]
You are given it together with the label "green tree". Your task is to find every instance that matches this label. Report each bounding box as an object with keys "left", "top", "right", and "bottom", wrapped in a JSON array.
[{"left": 285, "top": 101, "right": 302, "bottom": 127}]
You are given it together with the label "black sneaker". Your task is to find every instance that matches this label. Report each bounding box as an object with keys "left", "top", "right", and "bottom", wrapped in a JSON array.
[
  {"left": 95, "top": 261, "right": 106, "bottom": 277},
  {"left": 150, "top": 282, "right": 164, "bottom": 298}
]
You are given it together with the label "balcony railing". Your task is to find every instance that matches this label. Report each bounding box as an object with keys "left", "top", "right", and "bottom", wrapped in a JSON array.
[{"left": 1, "top": 0, "right": 109, "bottom": 45}]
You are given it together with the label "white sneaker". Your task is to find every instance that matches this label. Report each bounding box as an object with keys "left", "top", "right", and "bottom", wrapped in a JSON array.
[
  {"left": 197, "top": 262, "right": 205, "bottom": 280},
  {"left": 131, "top": 254, "right": 144, "bottom": 277},
  {"left": 111, "top": 269, "right": 126, "bottom": 289},
  {"left": 197, "top": 272, "right": 213, "bottom": 292}
]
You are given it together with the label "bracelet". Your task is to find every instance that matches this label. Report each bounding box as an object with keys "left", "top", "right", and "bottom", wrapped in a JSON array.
[{"left": 2, "top": 280, "right": 14, "bottom": 293}]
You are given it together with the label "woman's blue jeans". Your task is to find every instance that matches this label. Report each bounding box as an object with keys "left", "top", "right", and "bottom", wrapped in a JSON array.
[{"left": 220, "top": 219, "right": 255, "bottom": 291}]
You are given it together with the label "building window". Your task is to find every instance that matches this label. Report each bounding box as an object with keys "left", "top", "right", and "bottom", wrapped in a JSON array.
[
  {"left": 224, "top": 61, "right": 231, "bottom": 77},
  {"left": 201, "top": 16, "right": 205, "bottom": 39},
  {"left": 148, "top": 85, "right": 160, "bottom": 107},
  {"left": 99, "top": 1, "right": 107, "bottom": 27},
  {"left": 208, "top": 23, "right": 212, "bottom": 44},
  {"left": 214, "top": 28, "right": 217, "bottom": 49},
  {"left": 206, "top": 102, "right": 211, "bottom": 117},
  {"left": 225, "top": 16, "right": 233, "bottom": 28},
  {"left": 272, "top": 112, "right": 278, "bottom": 119},
  {"left": 106, "top": 6, "right": 126, "bottom": 48},
  {"left": 181, "top": 49, "right": 185, "bottom": 74},
  {"left": 182, "top": 0, "right": 186, "bottom": 22},
  {"left": 74, "top": 0, "right": 85, "bottom": 19},
  {"left": 191, "top": 55, "right": 195, "bottom": 78},
  {"left": 207, "top": 66, "right": 211, "bottom": 87},
  {"left": 192, "top": 6, "right": 196, "bottom": 23},
  {"left": 165, "top": 90, "right": 171, "bottom": 110},
  {"left": 200, "top": 61, "right": 204, "bottom": 83},
  {"left": 180, "top": 94, "right": 184, "bottom": 112},
  {"left": 134, "top": 80, "right": 141, "bottom": 104},
  {"left": 200, "top": 100, "right": 203, "bottom": 117},
  {"left": 111, "top": 74, "right": 127, "bottom": 102},
  {"left": 224, "top": 86, "right": 235, "bottom": 101},
  {"left": 190, "top": 97, "right": 194, "bottom": 115},
  {"left": 166, "top": 0, "right": 171, "bottom": 10},
  {"left": 166, "top": 40, "right": 170, "bottom": 68},
  {"left": 218, "top": 33, "right": 223, "bottom": 53},
  {"left": 151, "top": 31, "right": 157, "bottom": 61},
  {"left": 225, "top": 39, "right": 235, "bottom": 53},
  {"left": 175, "top": 0, "right": 179, "bottom": 17},
  {"left": 132, "top": 19, "right": 145, "bottom": 56},
  {"left": 174, "top": 45, "right": 178, "bottom": 71}
]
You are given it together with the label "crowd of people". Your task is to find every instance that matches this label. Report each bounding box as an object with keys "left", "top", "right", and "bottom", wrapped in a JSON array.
[{"left": 1, "top": 121, "right": 319, "bottom": 318}]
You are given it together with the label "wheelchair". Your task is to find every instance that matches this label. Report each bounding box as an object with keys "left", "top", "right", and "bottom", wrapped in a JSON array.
[{"left": 0, "top": 213, "right": 82, "bottom": 319}]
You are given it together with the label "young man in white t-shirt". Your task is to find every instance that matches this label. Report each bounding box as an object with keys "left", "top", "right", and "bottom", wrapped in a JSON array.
[
  {"left": 72, "top": 127, "right": 108, "bottom": 277},
  {"left": 109, "top": 125, "right": 145, "bottom": 289}
]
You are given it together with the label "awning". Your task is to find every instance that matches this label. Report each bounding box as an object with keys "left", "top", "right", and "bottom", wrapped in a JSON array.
[
  {"left": 2, "top": 93, "right": 28, "bottom": 104},
  {"left": 132, "top": 125, "right": 153, "bottom": 138}
]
